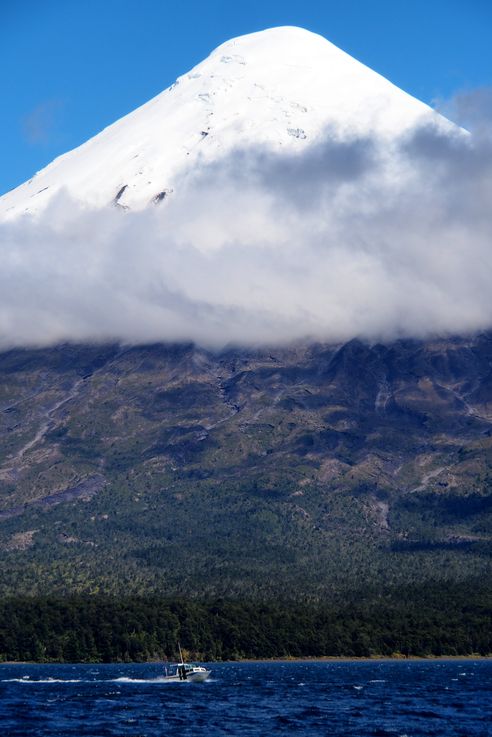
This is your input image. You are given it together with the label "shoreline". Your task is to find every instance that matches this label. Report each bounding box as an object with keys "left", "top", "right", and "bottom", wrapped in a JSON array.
[{"left": 1, "top": 655, "right": 491, "bottom": 666}]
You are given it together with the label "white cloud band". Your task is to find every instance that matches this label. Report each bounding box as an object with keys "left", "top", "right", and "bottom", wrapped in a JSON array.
[{"left": 1, "top": 102, "right": 491, "bottom": 349}]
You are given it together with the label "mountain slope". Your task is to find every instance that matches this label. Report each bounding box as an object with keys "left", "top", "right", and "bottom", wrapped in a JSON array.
[
  {"left": 0, "top": 26, "right": 452, "bottom": 220},
  {"left": 0, "top": 27, "right": 488, "bottom": 601},
  {"left": 0, "top": 337, "right": 491, "bottom": 597}
]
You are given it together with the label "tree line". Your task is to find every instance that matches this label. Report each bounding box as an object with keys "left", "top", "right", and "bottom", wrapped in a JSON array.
[{"left": 0, "top": 581, "right": 490, "bottom": 662}]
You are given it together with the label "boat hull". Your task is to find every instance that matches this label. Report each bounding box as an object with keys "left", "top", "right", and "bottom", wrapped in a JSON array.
[
  {"left": 183, "top": 670, "right": 210, "bottom": 683},
  {"left": 161, "top": 668, "right": 211, "bottom": 683}
]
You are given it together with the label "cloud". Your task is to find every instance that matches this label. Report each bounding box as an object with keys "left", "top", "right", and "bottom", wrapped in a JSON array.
[
  {"left": 437, "top": 87, "right": 492, "bottom": 137},
  {"left": 1, "top": 95, "right": 492, "bottom": 349},
  {"left": 22, "top": 99, "right": 63, "bottom": 145}
]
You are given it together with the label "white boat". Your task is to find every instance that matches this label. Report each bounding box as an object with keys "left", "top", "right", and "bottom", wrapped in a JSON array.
[{"left": 161, "top": 644, "right": 211, "bottom": 683}]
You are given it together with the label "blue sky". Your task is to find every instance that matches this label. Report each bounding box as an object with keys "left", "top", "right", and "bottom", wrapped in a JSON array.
[{"left": 1, "top": 0, "right": 491, "bottom": 196}]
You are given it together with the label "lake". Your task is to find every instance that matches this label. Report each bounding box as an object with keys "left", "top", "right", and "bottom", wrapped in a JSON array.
[{"left": 1, "top": 660, "right": 490, "bottom": 736}]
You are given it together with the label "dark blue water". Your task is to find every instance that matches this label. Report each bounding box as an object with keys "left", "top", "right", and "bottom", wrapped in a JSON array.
[{"left": 1, "top": 660, "right": 491, "bottom": 736}]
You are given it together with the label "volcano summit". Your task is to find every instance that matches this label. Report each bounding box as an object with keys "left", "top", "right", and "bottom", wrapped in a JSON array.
[{"left": 0, "top": 26, "right": 453, "bottom": 220}]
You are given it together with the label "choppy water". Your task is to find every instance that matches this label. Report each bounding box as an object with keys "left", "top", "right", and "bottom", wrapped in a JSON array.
[{"left": 1, "top": 660, "right": 491, "bottom": 736}]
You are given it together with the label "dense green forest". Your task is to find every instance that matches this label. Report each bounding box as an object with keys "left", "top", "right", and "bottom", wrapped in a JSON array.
[{"left": 0, "top": 582, "right": 490, "bottom": 663}]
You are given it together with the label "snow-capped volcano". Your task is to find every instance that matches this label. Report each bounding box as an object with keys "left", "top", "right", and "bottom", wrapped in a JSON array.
[{"left": 0, "top": 26, "right": 452, "bottom": 220}]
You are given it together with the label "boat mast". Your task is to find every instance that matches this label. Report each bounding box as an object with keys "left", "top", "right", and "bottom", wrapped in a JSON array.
[{"left": 177, "top": 641, "right": 187, "bottom": 680}]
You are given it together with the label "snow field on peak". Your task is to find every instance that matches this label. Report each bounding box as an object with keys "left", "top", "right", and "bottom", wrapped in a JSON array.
[{"left": 0, "top": 26, "right": 448, "bottom": 221}]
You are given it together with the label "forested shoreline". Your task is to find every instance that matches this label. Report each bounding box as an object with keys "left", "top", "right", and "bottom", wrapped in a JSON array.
[{"left": 0, "top": 582, "right": 490, "bottom": 663}]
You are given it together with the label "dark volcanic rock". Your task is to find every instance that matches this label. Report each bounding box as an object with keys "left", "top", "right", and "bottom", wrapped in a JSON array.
[{"left": 0, "top": 474, "right": 106, "bottom": 520}]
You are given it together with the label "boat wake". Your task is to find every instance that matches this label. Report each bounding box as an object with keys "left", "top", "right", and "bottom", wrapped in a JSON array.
[
  {"left": 114, "top": 676, "right": 215, "bottom": 684},
  {"left": 3, "top": 677, "right": 84, "bottom": 683},
  {"left": 2, "top": 675, "right": 216, "bottom": 685},
  {"left": 113, "top": 677, "right": 173, "bottom": 684}
]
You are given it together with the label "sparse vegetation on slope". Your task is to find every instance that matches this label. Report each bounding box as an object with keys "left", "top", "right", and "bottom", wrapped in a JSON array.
[{"left": 0, "top": 338, "right": 491, "bottom": 598}]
